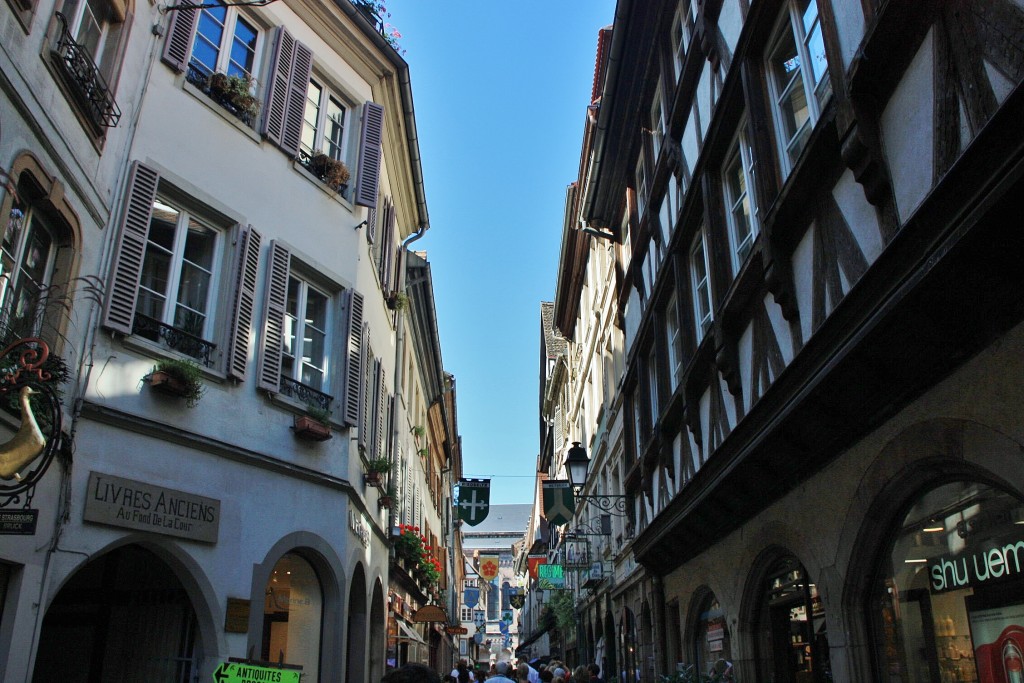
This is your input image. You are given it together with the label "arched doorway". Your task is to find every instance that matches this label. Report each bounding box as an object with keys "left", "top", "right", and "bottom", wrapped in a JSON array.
[
  {"left": 369, "top": 580, "right": 386, "bottom": 683},
  {"left": 619, "top": 607, "right": 638, "bottom": 683},
  {"left": 346, "top": 563, "right": 368, "bottom": 683},
  {"left": 261, "top": 552, "right": 324, "bottom": 680},
  {"left": 33, "top": 544, "right": 200, "bottom": 682}
]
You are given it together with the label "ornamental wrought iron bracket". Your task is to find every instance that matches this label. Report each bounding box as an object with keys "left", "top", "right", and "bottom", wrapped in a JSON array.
[{"left": 575, "top": 491, "right": 628, "bottom": 517}]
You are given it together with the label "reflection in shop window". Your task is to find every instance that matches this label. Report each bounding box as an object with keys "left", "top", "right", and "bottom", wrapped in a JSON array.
[
  {"left": 871, "top": 481, "right": 1024, "bottom": 683},
  {"left": 263, "top": 553, "right": 323, "bottom": 680}
]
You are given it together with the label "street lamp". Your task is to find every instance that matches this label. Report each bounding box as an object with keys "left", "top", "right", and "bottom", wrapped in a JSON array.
[{"left": 564, "top": 442, "right": 626, "bottom": 517}]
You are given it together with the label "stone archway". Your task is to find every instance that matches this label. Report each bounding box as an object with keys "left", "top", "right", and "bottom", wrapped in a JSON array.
[
  {"left": 32, "top": 544, "right": 201, "bottom": 682},
  {"left": 346, "top": 563, "right": 368, "bottom": 683}
]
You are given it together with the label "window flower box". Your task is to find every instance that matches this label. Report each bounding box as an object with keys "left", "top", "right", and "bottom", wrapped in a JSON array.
[
  {"left": 145, "top": 358, "right": 205, "bottom": 408},
  {"left": 293, "top": 414, "right": 332, "bottom": 441}
]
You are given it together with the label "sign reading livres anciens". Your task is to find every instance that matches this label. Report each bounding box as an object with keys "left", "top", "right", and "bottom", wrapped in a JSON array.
[{"left": 84, "top": 472, "right": 220, "bottom": 543}]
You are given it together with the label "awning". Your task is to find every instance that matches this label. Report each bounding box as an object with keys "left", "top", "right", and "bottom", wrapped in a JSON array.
[{"left": 395, "top": 619, "right": 425, "bottom": 644}]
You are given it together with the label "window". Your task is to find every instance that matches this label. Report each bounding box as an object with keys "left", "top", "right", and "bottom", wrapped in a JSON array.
[
  {"left": 756, "top": 557, "right": 830, "bottom": 682},
  {"left": 650, "top": 83, "right": 667, "bottom": 161},
  {"left": 635, "top": 157, "right": 649, "bottom": 218},
  {"left": 136, "top": 197, "right": 223, "bottom": 355},
  {"left": 647, "top": 347, "right": 659, "bottom": 428},
  {"left": 189, "top": 4, "right": 259, "bottom": 79},
  {"left": 671, "top": 2, "right": 696, "bottom": 80},
  {"left": 283, "top": 274, "right": 330, "bottom": 391},
  {"left": 302, "top": 79, "right": 349, "bottom": 162},
  {"left": 690, "top": 227, "right": 713, "bottom": 338},
  {"left": 766, "top": 0, "right": 830, "bottom": 174},
  {"left": 665, "top": 296, "right": 683, "bottom": 391},
  {"left": 262, "top": 553, "right": 323, "bottom": 681},
  {"left": 52, "top": 0, "right": 126, "bottom": 129},
  {"left": 722, "top": 126, "right": 759, "bottom": 272},
  {"left": 1, "top": 200, "right": 56, "bottom": 337},
  {"left": 632, "top": 386, "right": 644, "bottom": 462}
]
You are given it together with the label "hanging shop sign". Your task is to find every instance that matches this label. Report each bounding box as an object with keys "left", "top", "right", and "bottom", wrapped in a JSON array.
[
  {"left": 413, "top": 604, "right": 448, "bottom": 623},
  {"left": 212, "top": 660, "right": 301, "bottom": 683},
  {"left": 0, "top": 338, "right": 65, "bottom": 535},
  {"left": 527, "top": 554, "right": 547, "bottom": 581},
  {"left": 929, "top": 534, "right": 1024, "bottom": 594},
  {"left": 464, "top": 586, "right": 480, "bottom": 608},
  {"left": 541, "top": 481, "right": 575, "bottom": 526},
  {"left": 509, "top": 591, "right": 525, "bottom": 609},
  {"left": 537, "top": 563, "right": 565, "bottom": 589},
  {"left": 446, "top": 625, "right": 468, "bottom": 635},
  {"left": 473, "top": 609, "right": 486, "bottom": 628},
  {"left": 84, "top": 471, "right": 220, "bottom": 543},
  {"left": 479, "top": 554, "right": 500, "bottom": 581},
  {"left": 457, "top": 479, "right": 490, "bottom": 526}
]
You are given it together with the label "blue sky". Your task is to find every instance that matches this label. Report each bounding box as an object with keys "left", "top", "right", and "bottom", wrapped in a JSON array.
[{"left": 385, "top": 1, "right": 616, "bottom": 504}]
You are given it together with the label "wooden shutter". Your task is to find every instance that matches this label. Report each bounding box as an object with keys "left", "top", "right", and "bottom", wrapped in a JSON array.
[
  {"left": 381, "top": 199, "right": 396, "bottom": 290},
  {"left": 374, "top": 365, "right": 387, "bottom": 460},
  {"left": 340, "top": 290, "right": 364, "bottom": 426},
  {"left": 102, "top": 162, "right": 159, "bottom": 334},
  {"left": 262, "top": 27, "right": 294, "bottom": 149},
  {"left": 261, "top": 26, "right": 312, "bottom": 158},
  {"left": 257, "top": 241, "right": 291, "bottom": 393},
  {"left": 355, "top": 102, "right": 384, "bottom": 207},
  {"left": 366, "top": 204, "right": 377, "bottom": 245},
  {"left": 226, "top": 226, "right": 262, "bottom": 381},
  {"left": 281, "top": 41, "right": 313, "bottom": 157},
  {"left": 161, "top": 5, "right": 198, "bottom": 73}
]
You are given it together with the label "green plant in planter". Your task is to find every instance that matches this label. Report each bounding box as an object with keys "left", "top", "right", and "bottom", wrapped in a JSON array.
[
  {"left": 209, "top": 72, "right": 260, "bottom": 119},
  {"left": 366, "top": 457, "right": 391, "bottom": 474},
  {"left": 149, "top": 357, "right": 205, "bottom": 408},
  {"left": 417, "top": 447, "right": 429, "bottom": 458},
  {"left": 305, "top": 404, "right": 332, "bottom": 426},
  {"left": 412, "top": 425, "right": 426, "bottom": 438},
  {"left": 308, "top": 151, "right": 351, "bottom": 189},
  {"left": 388, "top": 292, "right": 409, "bottom": 311}
]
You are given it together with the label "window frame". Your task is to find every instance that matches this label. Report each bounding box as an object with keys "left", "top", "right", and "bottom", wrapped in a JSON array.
[
  {"left": 764, "top": 0, "right": 831, "bottom": 177},
  {"left": 0, "top": 201, "right": 58, "bottom": 339},
  {"left": 722, "top": 123, "right": 759, "bottom": 274},
  {"left": 690, "top": 226, "right": 713, "bottom": 339},
  {"left": 137, "top": 195, "right": 225, "bottom": 348},
  {"left": 665, "top": 295, "right": 683, "bottom": 392},
  {"left": 189, "top": 4, "right": 262, "bottom": 81},
  {"left": 301, "top": 76, "right": 352, "bottom": 163},
  {"left": 282, "top": 271, "right": 332, "bottom": 394},
  {"left": 635, "top": 156, "right": 649, "bottom": 219},
  {"left": 650, "top": 80, "right": 667, "bottom": 162}
]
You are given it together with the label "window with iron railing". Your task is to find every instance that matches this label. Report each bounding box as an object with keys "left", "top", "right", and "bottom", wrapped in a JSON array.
[{"left": 51, "top": 10, "right": 121, "bottom": 130}]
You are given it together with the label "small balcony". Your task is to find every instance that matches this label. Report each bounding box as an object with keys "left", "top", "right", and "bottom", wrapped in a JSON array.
[
  {"left": 279, "top": 376, "right": 333, "bottom": 413},
  {"left": 51, "top": 13, "right": 121, "bottom": 130},
  {"left": 132, "top": 314, "right": 217, "bottom": 368}
]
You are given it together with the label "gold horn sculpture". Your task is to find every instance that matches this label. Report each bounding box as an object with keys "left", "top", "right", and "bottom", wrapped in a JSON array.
[{"left": 0, "top": 386, "right": 47, "bottom": 481}]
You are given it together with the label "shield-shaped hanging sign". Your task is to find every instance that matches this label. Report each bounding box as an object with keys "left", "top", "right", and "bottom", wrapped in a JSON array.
[
  {"left": 541, "top": 481, "right": 576, "bottom": 525},
  {"left": 509, "top": 592, "right": 525, "bottom": 610},
  {"left": 474, "top": 632, "right": 484, "bottom": 645},
  {"left": 457, "top": 479, "right": 491, "bottom": 526},
  {"left": 478, "top": 554, "right": 500, "bottom": 582},
  {"left": 473, "top": 609, "right": 486, "bottom": 628},
  {"left": 499, "top": 620, "right": 509, "bottom": 635},
  {"left": 464, "top": 586, "right": 480, "bottom": 609}
]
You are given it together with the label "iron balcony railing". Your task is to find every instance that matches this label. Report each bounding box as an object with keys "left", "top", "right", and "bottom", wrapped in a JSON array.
[
  {"left": 52, "top": 13, "right": 121, "bottom": 129},
  {"left": 132, "top": 314, "right": 217, "bottom": 368},
  {"left": 279, "top": 376, "right": 333, "bottom": 413}
]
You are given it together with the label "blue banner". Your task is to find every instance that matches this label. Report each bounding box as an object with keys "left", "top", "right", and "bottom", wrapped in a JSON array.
[{"left": 464, "top": 587, "right": 480, "bottom": 608}]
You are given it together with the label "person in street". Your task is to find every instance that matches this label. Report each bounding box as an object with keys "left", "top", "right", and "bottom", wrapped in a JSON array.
[
  {"left": 487, "top": 660, "right": 517, "bottom": 683},
  {"left": 587, "top": 663, "right": 603, "bottom": 683},
  {"left": 516, "top": 663, "right": 531, "bottom": 682},
  {"left": 572, "top": 666, "right": 590, "bottom": 683},
  {"left": 382, "top": 663, "right": 442, "bottom": 683}
]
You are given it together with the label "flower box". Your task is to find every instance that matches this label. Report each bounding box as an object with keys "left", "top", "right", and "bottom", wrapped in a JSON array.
[
  {"left": 293, "top": 414, "right": 332, "bottom": 441},
  {"left": 147, "top": 370, "right": 189, "bottom": 397},
  {"left": 365, "top": 471, "right": 385, "bottom": 487}
]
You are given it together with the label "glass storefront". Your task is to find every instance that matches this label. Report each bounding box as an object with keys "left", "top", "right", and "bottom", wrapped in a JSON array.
[
  {"left": 262, "top": 552, "right": 323, "bottom": 680},
  {"left": 871, "top": 481, "right": 1024, "bottom": 683},
  {"left": 693, "top": 593, "right": 732, "bottom": 676},
  {"left": 756, "top": 556, "right": 831, "bottom": 682}
]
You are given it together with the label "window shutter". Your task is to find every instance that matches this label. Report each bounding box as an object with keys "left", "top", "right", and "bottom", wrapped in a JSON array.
[
  {"left": 102, "top": 162, "right": 159, "bottom": 335},
  {"left": 161, "top": 5, "right": 198, "bottom": 73},
  {"left": 262, "top": 27, "right": 295, "bottom": 149},
  {"left": 281, "top": 41, "right": 313, "bottom": 158},
  {"left": 226, "top": 225, "right": 262, "bottom": 381},
  {"left": 381, "top": 199, "right": 397, "bottom": 290},
  {"left": 366, "top": 204, "right": 377, "bottom": 245},
  {"left": 257, "top": 240, "right": 291, "bottom": 393},
  {"left": 355, "top": 102, "right": 384, "bottom": 207},
  {"left": 375, "top": 366, "right": 387, "bottom": 460},
  {"left": 340, "top": 290, "right": 364, "bottom": 426}
]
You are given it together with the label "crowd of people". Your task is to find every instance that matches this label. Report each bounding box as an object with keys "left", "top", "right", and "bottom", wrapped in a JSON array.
[{"left": 381, "top": 659, "right": 605, "bottom": 683}]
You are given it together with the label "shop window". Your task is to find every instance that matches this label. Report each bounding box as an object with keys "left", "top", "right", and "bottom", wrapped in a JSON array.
[
  {"left": 262, "top": 553, "right": 323, "bottom": 680},
  {"left": 756, "top": 556, "right": 831, "bottom": 682},
  {"left": 870, "top": 481, "right": 1024, "bottom": 683},
  {"left": 692, "top": 592, "right": 732, "bottom": 675}
]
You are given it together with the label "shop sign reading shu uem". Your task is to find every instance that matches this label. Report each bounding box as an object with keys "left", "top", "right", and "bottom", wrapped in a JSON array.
[
  {"left": 84, "top": 472, "right": 220, "bottom": 543},
  {"left": 930, "top": 534, "right": 1024, "bottom": 593}
]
